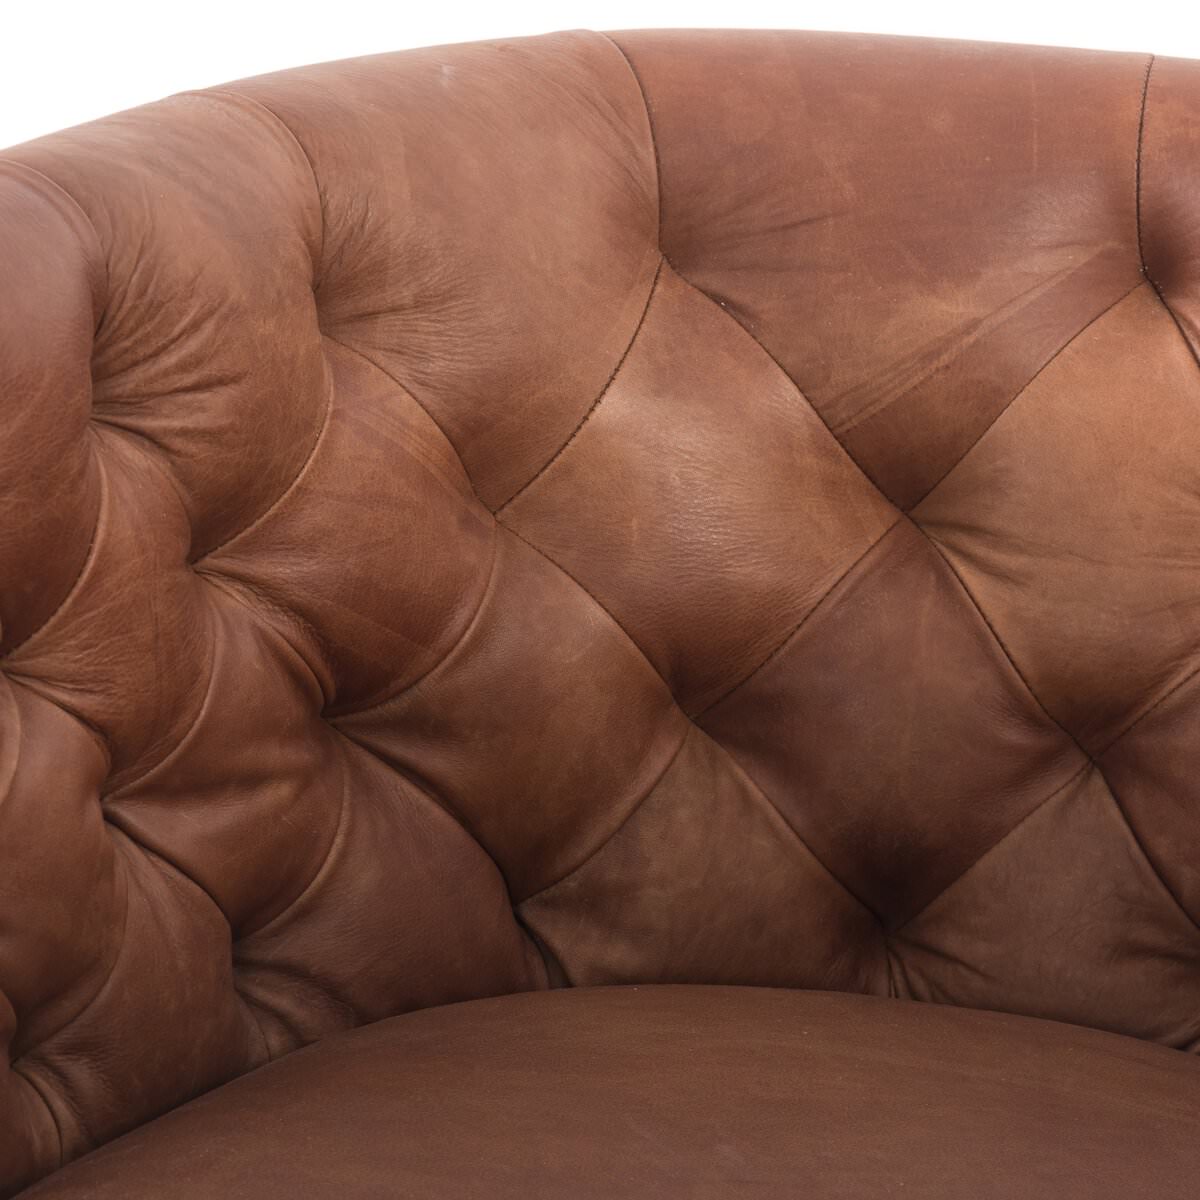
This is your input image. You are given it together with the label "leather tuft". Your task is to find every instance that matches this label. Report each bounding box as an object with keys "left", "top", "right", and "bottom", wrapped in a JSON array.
[{"left": 2, "top": 28, "right": 1200, "bottom": 1197}]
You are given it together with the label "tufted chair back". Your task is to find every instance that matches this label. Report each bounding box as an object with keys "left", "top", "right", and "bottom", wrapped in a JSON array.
[{"left": 3, "top": 27, "right": 1200, "bottom": 1196}]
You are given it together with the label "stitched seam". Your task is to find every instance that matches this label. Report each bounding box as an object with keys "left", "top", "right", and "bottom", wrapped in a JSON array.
[
  {"left": 499, "top": 519, "right": 663, "bottom": 682},
  {"left": 499, "top": 518, "right": 880, "bottom": 923},
  {"left": 234, "top": 740, "right": 349, "bottom": 942},
  {"left": 599, "top": 32, "right": 663, "bottom": 248},
  {"left": 323, "top": 333, "right": 481, "bottom": 502},
  {"left": 1135, "top": 54, "right": 1155, "bottom": 276},
  {"left": 193, "top": 571, "right": 330, "bottom": 705},
  {"left": 195, "top": 364, "right": 333, "bottom": 563},
  {"left": 0, "top": 159, "right": 109, "bottom": 328},
  {"left": 912, "top": 279, "right": 1146, "bottom": 510},
  {"left": 915, "top": 521, "right": 1085, "bottom": 747},
  {"left": 520, "top": 723, "right": 692, "bottom": 905},
  {"left": 495, "top": 255, "right": 664, "bottom": 514},
  {"left": 89, "top": 418, "right": 194, "bottom": 538},
  {"left": 192, "top": 89, "right": 326, "bottom": 287},
  {"left": 325, "top": 522, "right": 500, "bottom": 719},
  {"left": 669, "top": 258, "right": 1129, "bottom": 932},
  {"left": 487, "top": 262, "right": 887, "bottom": 922},
  {"left": 338, "top": 733, "right": 472, "bottom": 843},
  {"left": 48, "top": 822, "right": 270, "bottom": 1103},
  {"left": 1148, "top": 279, "right": 1200, "bottom": 372},
  {"left": 107, "top": 816, "right": 227, "bottom": 922},
  {"left": 100, "top": 602, "right": 218, "bottom": 797},
  {"left": 2, "top": 676, "right": 111, "bottom": 773},
  {"left": 1098, "top": 657, "right": 1200, "bottom": 755},
  {"left": 891, "top": 760, "right": 1094, "bottom": 936},
  {"left": 334, "top": 731, "right": 532, "bottom": 915},
  {"left": 693, "top": 517, "right": 904, "bottom": 719},
  {"left": 1133, "top": 56, "right": 1200, "bottom": 376},
  {"left": 1098, "top": 767, "right": 1200, "bottom": 934},
  {"left": 830, "top": 257, "right": 1117, "bottom": 444},
  {"left": 906, "top": 524, "right": 1187, "bottom": 927},
  {"left": 670, "top": 261, "right": 899, "bottom": 504},
  {"left": 907, "top": 523, "right": 1200, "bottom": 935},
  {"left": 702, "top": 729, "right": 882, "bottom": 920}
]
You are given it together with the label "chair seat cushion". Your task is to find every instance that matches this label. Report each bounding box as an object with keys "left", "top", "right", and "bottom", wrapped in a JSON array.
[{"left": 23, "top": 986, "right": 1200, "bottom": 1198}]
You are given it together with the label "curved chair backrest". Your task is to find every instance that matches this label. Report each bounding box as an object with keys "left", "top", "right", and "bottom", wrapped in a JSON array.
[{"left": 2, "top": 28, "right": 1199, "bottom": 1195}]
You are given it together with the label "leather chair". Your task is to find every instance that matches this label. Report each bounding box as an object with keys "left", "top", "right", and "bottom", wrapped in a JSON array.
[{"left": 2, "top": 26, "right": 1199, "bottom": 1197}]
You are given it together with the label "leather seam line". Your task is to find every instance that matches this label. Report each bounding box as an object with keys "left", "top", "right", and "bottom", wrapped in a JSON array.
[
  {"left": 890, "top": 760, "right": 1094, "bottom": 937},
  {"left": 101, "top": 601, "right": 219, "bottom": 800},
  {"left": 193, "top": 88, "right": 327, "bottom": 287},
  {"left": 1133, "top": 55, "right": 1200, "bottom": 376},
  {"left": 1098, "top": 767, "right": 1200, "bottom": 936},
  {"left": 1, "top": 674, "right": 111, "bottom": 769},
  {"left": 332, "top": 731, "right": 534, "bottom": 926},
  {"left": 89, "top": 418, "right": 194, "bottom": 540},
  {"left": 599, "top": 32, "right": 663, "bottom": 248},
  {"left": 665, "top": 278, "right": 1134, "bottom": 930},
  {"left": 495, "top": 254, "right": 664, "bottom": 515},
  {"left": 325, "top": 522, "right": 500, "bottom": 719},
  {"left": 499, "top": 517, "right": 881, "bottom": 924},
  {"left": 106, "top": 814, "right": 228, "bottom": 926},
  {"left": 1098, "top": 656, "right": 1200, "bottom": 757},
  {"left": 322, "top": 333, "right": 482, "bottom": 504},
  {"left": 193, "top": 571, "right": 329, "bottom": 707},
  {"left": 701, "top": 734, "right": 883, "bottom": 922},
  {"left": 1135, "top": 53, "right": 1155, "bottom": 275},
  {"left": 520, "top": 722, "right": 692, "bottom": 906},
  {"left": 909, "top": 528, "right": 1200, "bottom": 938},
  {"left": 235, "top": 740, "right": 349, "bottom": 943},
  {"left": 915, "top": 521, "right": 1084, "bottom": 748},
  {"left": 692, "top": 516, "right": 904, "bottom": 720},
  {"left": 195, "top": 361, "right": 334, "bottom": 564},
  {"left": 93, "top": 821, "right": 271, "bottom": 1077},
  {"left": 669, "top": 253, "right": 1169, "bottom": 939},
  {"left": 669, "top": 261, "right": 898, "bottom": 503},
  {"left": 1148, "top": 283, "right": 1200, "bottom": 374},
  {"left": 911, "top": 278, "right": 1146, "bottom": 510},
  {"left": 497, "top": 262, "right": 886, "bottom": 920}
]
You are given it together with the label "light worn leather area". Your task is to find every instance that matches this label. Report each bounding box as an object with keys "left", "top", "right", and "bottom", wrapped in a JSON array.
[{"left": 2, "top": 28, "right": 1199, "bottom": 1196}]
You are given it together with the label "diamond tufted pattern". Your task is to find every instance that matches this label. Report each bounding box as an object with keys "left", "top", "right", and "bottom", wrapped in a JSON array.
[{"left": 2, "top": 27, "right": 1200, "bottom": 1197}]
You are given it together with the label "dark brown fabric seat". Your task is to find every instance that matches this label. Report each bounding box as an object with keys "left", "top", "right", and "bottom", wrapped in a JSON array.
[
  {"left": 19, "top": 987, "right": 1200, "bottom": 1198},
  {"left": 3, "top": 25, "right": 1200, "bottom": 1198}
]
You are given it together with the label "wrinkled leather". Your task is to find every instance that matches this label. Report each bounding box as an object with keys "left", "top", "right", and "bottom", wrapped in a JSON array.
[
  {"left": 1, "top": 27, "right": 1199, "bottom": 1196},
  {"left": 18, "top": 987, "right": 1200, "bottom": 1199}
]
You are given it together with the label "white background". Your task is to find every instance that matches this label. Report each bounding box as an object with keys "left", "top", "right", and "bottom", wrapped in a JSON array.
[{"left": 2, "top": 0, "right": 1196, "bottom": 150}]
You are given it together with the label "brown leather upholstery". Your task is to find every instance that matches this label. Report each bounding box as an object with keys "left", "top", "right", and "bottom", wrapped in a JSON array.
[
  {"left": 18, "top": 988, "right": 1200, "bottom": 1199},
  {"left": 2, "top": 26, "right": 1199, "bottom": 1196}
]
